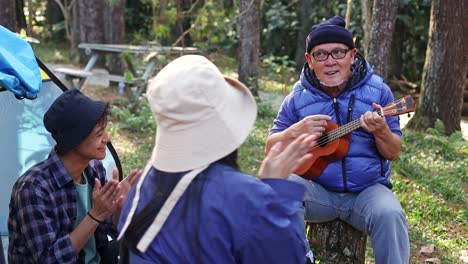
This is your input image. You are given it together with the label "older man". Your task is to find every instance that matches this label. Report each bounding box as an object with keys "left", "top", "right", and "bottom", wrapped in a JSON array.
[{"left": 265, "top": 16, "right": 410, "bottom": 264}]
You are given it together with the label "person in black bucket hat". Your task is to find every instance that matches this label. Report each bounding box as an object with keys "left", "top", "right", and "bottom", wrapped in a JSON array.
[
  {"left": 8, "top": 88, "right": 142, "bottom": 263},
  {"left": 44, "top": 88, "right": 109, "bottom": 154},
  {"left": 266, "top": 16, "right": 409, "bottom": 263}
]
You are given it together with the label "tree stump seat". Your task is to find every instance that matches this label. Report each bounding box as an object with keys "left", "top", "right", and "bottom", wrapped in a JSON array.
[{"left": 306, "top": 219, "right": 367, "bottom": 264}]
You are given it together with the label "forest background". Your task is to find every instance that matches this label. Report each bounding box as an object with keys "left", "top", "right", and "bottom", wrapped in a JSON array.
[{"left": 1, "top": 0, "right": 467, "bottom": 263}]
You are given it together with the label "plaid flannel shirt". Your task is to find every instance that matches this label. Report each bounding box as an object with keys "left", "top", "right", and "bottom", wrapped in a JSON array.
[{"left": 8, "top": 149, "right": 118, "bottom": 263}]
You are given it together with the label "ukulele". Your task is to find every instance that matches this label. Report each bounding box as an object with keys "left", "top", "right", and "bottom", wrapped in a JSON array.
[{"left": 295, "top": 95, "right": 416, "bottom": 180}]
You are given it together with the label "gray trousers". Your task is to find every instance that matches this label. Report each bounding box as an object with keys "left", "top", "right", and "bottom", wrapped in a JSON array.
[{"left": 289, "top": 175, "right": 410, "bottom": 264}]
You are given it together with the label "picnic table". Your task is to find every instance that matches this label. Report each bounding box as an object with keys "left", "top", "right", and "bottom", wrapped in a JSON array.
[{"left": 55, "top": 43, "right": 199, "bottom": 102}]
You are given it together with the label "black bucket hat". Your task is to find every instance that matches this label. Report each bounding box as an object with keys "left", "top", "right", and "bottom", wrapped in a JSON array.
[{"left": 43, "top": 89, "right": 108, "bottom": 153}]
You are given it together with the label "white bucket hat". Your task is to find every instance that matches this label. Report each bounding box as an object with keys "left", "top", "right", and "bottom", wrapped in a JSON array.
[{"left": 146, "top": 55, "right": 257, "bottom": 172}]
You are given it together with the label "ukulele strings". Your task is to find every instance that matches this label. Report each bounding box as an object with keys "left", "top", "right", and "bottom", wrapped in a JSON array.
[{"left": 310, "top": 108, "right": 394, "bottom": 150}]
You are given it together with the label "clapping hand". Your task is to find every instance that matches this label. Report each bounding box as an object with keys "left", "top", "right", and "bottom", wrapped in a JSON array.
[
  {"left": 89, "top": 169, "right": 142, "bottom": 225},
  {"left": 259, "top": 134, "right": 318, "bottom": 179},
  {"left": 112, "top": 168, "right": 143, "bottom": 209},
  {"left": 90, "top": 178, "right": 119, "bottom": 222}
]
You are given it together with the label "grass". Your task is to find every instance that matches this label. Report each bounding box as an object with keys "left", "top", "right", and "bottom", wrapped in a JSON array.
[{"left": 390, "top": 126, "right": 467, "bottom": 264}]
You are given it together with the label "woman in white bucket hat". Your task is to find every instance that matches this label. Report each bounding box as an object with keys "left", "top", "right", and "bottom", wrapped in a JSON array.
[{"left": 118, "top": 55, "right": 318, "bottom": 263}]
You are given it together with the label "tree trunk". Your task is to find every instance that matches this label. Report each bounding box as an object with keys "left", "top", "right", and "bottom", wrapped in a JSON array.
[
  {"left": 307, "top": 219, "right": 367, "bottom": 264},
  {"left": 46, "top": 0, "right": 63, "bottom": 26},
  {"left": 71, "top": 0, "right": 79, "bottom": 51},
  {"left": 294, "top": 0, "right": 316, "bottom": 69},
  {"left": 16, "top": 0, "right": 27, "bottom": 31},
  {"left": 345, "top": 0, "right": 353, "bottom": 29},
  {"left": 78, "top": 0, "right": 105, "bottom": 44},
  {"left": 54, "top": 0, "right": 78, "bottom": 50},
  {"left": 387, "top": 17, "right": 404, "bottom": 87},
  {"left": 0, "top": 0, "right": 18, "bottom": 32},
  {"left": 175, "top": 0, "right": 193, "bottom": 47},
  {"left": 238, "top": 0, "right": 261, "bottom": 96},
  {"left": 104, "top": 0, "right": 126, "bottom": 75},
  {"left": 360, "top": 0, "right": 371, "bottom": 56},
  {"left": 78, "top": 0, "right": 105, "bottom": 66},
  {"left": 407, "top": 0, "right": 467, "bottom": 135},
  {"left": 366, "top": 0, "right": 399, "bottom": 81},
  {"left": 26, "top": 0, "right": 33, "bottom": 36}
]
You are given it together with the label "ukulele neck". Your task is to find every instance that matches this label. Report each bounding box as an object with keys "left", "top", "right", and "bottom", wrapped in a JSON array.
[
  {"left": 326, "top": 108, "right": 383, "bottom": 142},
  {"left": 327, "top": 119, "right": 360, "bottom": 142}
]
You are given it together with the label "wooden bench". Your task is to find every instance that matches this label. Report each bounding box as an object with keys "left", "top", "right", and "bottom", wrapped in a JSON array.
[
  {"left": 54, "top": 43, "right": 199, "bottom": 106},
  {"left": 306, "top": 219, "right": 367, "bottom": 264},
  {"left": 93, "top": 73, "right": 145, "bottom": 100},
  {"left": 54, "top": 67, "right": 92, "bottom": 90}
]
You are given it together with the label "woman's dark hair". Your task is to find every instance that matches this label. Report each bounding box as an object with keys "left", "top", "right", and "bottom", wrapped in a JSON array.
[{"left": 121, "top": 150, "right": 239, "bottom": 262}]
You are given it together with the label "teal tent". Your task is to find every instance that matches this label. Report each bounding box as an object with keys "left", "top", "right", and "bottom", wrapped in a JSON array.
[{"left": 0, "top": 26, "right": 122, "bottom": 262}]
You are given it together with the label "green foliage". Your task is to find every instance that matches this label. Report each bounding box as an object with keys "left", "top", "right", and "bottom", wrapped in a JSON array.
[
  {"left": 124, "top": 71, "right": 134, "bottom": 82},
  {"left": 153, "top": 8, "right": 177, "bottom": 40},
  {"left": 394, "top": 121, "right": 467, "bottom": 204},
  {"left": 262, "top": 1, "right": 299, "bottom": 56},
  {"left": 262, "top": 55, "right": 296, "bottom": 77},
  {"left": 105, "top": 0, "right": 121, "bottom": 6},
  {"left": 391, "top": 119, "right": 467, "bottom": 262},
  {"left": 259, "top": 55, "right": 297, "bottom": 95},
  {"left": 391, "top": 173, "right": 466, "bottom": 264},
  {"left": 107, "top": 122, "right": 153, "bottom": 174},
  {"left": 32, "top": 0, "right": 434, "bottom": 91},
  {"left": 261, "top": 0, "right": 345, "bottom": 58},
  {"left": 396, "top": 0, "right": 431, "bottom": 82},
  {"left": 238, "top": 118, "right": 273, "bottom": 176},
  {"left": 119, "top": 142, "right": 153, "bottom": 175},
  {"left": 256, "top": 97, "right": 277, "bottom": 119},
  {"left": 191, "top": 2, "right": 238, "bottom": 54},
  {"left": 125, "top": 3, "right": 154, "bottom": 42},
  {"left": 111, "top": 97, "right": 156, "bottom": 134},
  {"left": 32, "top": 41, "right": 75, "bottom": 64}
]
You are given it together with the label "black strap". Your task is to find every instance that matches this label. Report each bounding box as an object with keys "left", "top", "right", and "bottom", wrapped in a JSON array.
[
  {"left": 347, "top": 94, "right": 355, "bottom": 123},
  {"left": 118, "top": 241, "right": 130, "bottom": 264}
]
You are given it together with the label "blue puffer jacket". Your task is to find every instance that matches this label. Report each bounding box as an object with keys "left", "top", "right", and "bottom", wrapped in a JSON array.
[{"left": 286, "top": 55, "right": 401, "bottom": 192}]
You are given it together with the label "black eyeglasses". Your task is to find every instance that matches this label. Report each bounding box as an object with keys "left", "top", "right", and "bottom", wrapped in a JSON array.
[{"left": 311, "top": 48, "right": 351, "bottom": 61}]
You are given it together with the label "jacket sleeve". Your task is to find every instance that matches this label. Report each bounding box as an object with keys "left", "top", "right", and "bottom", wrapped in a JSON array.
[
  {"left": 270, "top": 91, "right": 299, "bottom": 135},
  {"left": 15, "top": 181, "right": 78, "bottom": 263},
  {"left": 238, "top": 179, "right": 307, "bottom": 264}
]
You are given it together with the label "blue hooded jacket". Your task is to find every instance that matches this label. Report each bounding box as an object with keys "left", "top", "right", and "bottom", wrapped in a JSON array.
[{"left": 270, "top": 54, "right": 401, "bottom": 192}]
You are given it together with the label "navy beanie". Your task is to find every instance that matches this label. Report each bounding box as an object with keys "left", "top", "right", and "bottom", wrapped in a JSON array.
[
  {"left": 44, "top": 89, "right": 108, "bottom": 154},
  {"left": 305, "top": 16, "right": 355, "bottom": 53}
]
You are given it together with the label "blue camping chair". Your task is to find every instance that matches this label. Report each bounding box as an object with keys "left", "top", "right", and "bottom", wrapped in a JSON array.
[{"left": 0, "top": 26, "right": 123, "bottom": 263}]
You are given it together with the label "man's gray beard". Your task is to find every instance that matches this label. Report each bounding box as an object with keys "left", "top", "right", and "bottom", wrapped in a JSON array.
[{"left": 319, "top": 78, "right": 345, "bottom": 88}]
